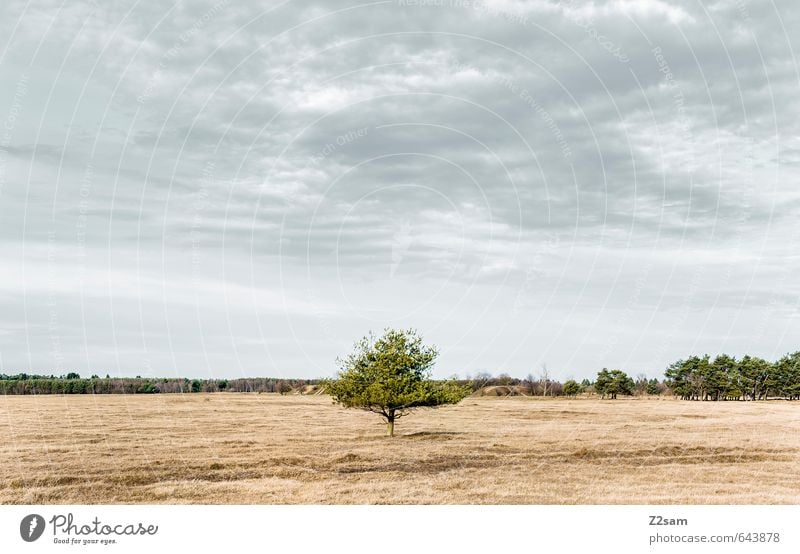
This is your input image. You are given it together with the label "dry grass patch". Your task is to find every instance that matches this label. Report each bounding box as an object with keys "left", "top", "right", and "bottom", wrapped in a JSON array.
[{"left": 1, "top": 394, "right": 799, "bottom": 504}]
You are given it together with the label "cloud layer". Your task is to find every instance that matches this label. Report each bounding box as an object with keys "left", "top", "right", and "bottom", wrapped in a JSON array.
[{"left": 1, "top": 0, "right": 799, "bottom": 379}]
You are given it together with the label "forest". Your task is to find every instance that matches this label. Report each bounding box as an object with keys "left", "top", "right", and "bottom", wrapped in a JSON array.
[
  {"left": 0, "top": 374, "right": 317, "bottom": 395},
  {"left": 1, "top": 350, "right": 799, "bottom": 400}
]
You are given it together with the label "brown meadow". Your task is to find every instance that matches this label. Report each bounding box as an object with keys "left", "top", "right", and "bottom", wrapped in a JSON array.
[{"left": 1, "top": 394, "right": 799, "bottom": 504}]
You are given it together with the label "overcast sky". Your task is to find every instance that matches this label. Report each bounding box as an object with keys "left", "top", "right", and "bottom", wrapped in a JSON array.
[{"left": 1, "top": 0, "right": 799, "bottom": 380}]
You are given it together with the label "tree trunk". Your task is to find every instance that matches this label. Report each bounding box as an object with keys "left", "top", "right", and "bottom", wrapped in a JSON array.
[{"left": 386, "top": 410, "right": 395, "bottom": 437}]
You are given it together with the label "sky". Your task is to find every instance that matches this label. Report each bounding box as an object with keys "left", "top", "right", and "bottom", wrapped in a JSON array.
[{"left": 0, "top": 0, "right": 799, "bottom": 380}]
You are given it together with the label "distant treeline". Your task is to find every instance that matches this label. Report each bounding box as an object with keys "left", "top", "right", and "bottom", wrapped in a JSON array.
[
  {"left": 4, "top": 351, "right": 800, "bottom": 400},
  {"left": 0, "top": 373, "right": 319, "bottom": 395},
  {"left": 665, "top": 352, "right": 800, "bottom": 401},
  {"left": 461, "top": 372, "right": 666, "bottom": 398},
  {"left": 466, "top": 352, "right": 800, "bottom": 401}
]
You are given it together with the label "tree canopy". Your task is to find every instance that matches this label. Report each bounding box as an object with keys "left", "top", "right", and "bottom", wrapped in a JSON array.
[
  {"left": 665, "top": 352, "right": 800, "bottom": 400},
  {"left": 326, "top": 328, "right": 470, "bottom": 436},
  {"left": 562, "top": 379, "right": 581, "bottom": 396},
  {"left": 594, "top": 368, "right": 634, "bottom": 399}
]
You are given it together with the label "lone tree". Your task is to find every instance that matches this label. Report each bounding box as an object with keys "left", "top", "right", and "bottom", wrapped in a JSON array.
[
  {"left": 562, "top": 379, "right": 581, "bottom": 396},
  {"left": 595, "top": 368, "right": 634, "bottom": 399},
  {"left": 326, "top": 328, "right": 469, "bottom": 436}
]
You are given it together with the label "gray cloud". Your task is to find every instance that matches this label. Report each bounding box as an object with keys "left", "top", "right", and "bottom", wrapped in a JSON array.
[{"left": 1, "top": 0, "right": 799, "bottom": 379}]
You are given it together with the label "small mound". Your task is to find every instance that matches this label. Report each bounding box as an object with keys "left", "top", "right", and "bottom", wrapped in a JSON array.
[
  {"left": 472, "top": 385, "right": 527, "bottom": 397},
  {"left": 295, "top": 384, "right": 327, "bottom": 395}
]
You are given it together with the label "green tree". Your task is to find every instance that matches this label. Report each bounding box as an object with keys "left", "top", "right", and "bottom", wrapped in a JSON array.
[
  {"left": 709, "top": 354, "right": 736, "bottom": 400},
  {"left": 595, "top": 368, "right": 634, "bottom": 399},
  {"left": 326, "top": 328, "right": 470, "bottom": 436},
  {"left": 775, "top": 352, "right": 800, "bottom": 399},
  {"left": 738, "top": 355, "right": 770, "bottom": 400},
  {"left": 562, "top": 379, "right": 581, "bottom": 396},
  {"left": 686, "top": 355, "right": 711, "bottom": 400},
  {"left": 665, "top": 359, "right": 692, "bottom": 399}
]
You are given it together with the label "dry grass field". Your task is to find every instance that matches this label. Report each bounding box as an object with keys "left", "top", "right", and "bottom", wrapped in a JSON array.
[{"left": 2, "top": 393, "right": 799, "bottom": 504}]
